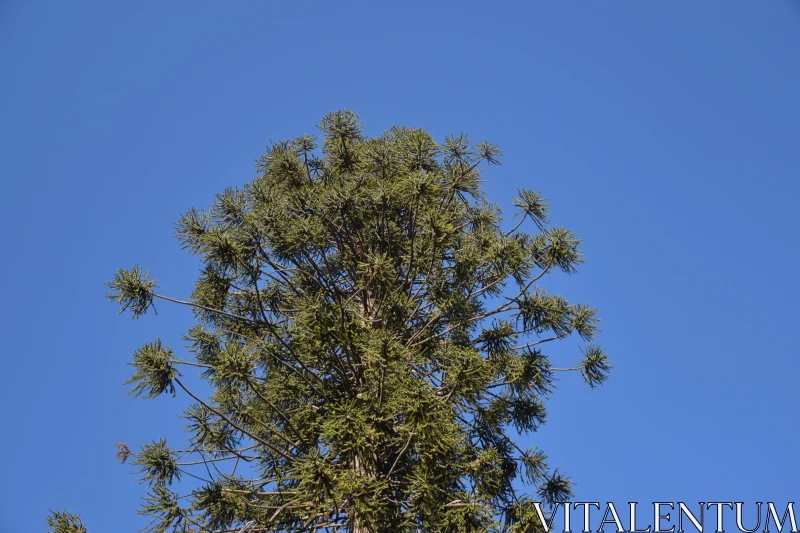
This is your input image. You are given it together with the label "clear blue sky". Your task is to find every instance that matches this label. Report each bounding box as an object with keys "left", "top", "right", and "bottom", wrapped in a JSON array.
[{"left": 1, "top": 2, "right": 798, "bottom": 531}]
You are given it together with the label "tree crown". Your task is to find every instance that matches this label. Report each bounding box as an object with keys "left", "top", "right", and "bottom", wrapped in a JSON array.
[{"left": 53, "top": 110, "right": 610, "bottom": 533}]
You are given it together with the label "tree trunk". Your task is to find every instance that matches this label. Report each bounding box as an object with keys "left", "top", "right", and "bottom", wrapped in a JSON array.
[{"left": 351, "top": 456, "right": 370, "bottom": 533}]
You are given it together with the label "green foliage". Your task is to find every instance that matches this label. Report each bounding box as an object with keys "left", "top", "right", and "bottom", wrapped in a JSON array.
[
  {"left": 132, "top": 438, "right": 180, "bottom": 487},
  {"left": 579, "top": 344, "right": 612, "bottom": 389},
  {"left": 512, "top": 190, "right": 550, "bottom": 230},
  {"left": 46, "top": 510, "right": 87, "bottom": 533},
  {"left": 139, "top": 485, "right": 187, "bottom": 533},
  {"left": 105, "top": 265, "right": 157, "bottom": 318},
  {"left": 60, "top": 111, "right": 611, "bottom": 532},
  {"left": 536, "top": 471, "right": 573, "bottom": 506},
  {"left": 125, "top": 340, "right": 179, "bottom": 399}
]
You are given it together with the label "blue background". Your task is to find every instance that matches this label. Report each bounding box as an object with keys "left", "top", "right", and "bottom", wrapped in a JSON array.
[{"left": 1, "top": 2, "right": 798, "bottom": 531}]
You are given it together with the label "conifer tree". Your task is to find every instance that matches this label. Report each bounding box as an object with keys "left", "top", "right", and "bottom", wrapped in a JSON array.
[{"left": 50, "top": 110, "right": 610, "bottom": 533}]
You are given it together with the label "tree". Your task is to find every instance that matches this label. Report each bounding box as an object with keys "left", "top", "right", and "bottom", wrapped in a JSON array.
[{"left": 50, "top": 110, "right": 610, "bottom": 533}]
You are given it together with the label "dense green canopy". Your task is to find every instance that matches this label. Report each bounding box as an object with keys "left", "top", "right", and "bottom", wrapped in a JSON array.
[{"left": 50, "top": 110, "right": 609, "bottom": 533}]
